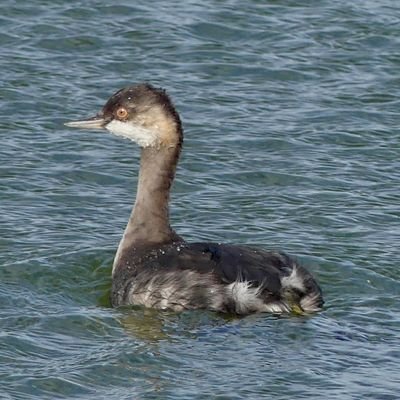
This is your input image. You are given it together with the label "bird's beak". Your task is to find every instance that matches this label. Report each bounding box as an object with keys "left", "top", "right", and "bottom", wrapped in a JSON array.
[{"left": 64, "top": 115, "right": 106, "bottom": 130}]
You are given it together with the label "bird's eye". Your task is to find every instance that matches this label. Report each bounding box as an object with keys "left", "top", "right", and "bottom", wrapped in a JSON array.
[{"left": 116, "top": 107, "right": 128, "bottom": 119}]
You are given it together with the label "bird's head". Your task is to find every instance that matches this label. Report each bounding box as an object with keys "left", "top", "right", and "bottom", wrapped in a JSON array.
[{"left": 65, "top": 83, "right": 182, "bottom": 148}]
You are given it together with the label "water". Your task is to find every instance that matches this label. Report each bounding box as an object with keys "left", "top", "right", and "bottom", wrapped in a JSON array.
[{"left": 1, "top": 0, "right": 399, "bottom": 398}]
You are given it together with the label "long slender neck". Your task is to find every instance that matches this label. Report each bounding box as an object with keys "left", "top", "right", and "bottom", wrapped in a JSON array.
[
  {"left": 130, "top": 143, "right": 181, "bottom": 242},
  {"left": 113, "top": 139, "right": 183, "bottom": 273}
]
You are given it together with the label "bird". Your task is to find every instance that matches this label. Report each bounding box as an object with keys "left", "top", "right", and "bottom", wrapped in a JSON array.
[{"left": 65, "top": 83, "right": 323, "bottom": 315}]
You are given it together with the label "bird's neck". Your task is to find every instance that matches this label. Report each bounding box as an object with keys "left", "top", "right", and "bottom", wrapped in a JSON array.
[
  {"left": 113, "top": 141, "right": 183, "bottom": 273},
  {"left": 131, "top": 144, "right": 181, "bottom": 241}
]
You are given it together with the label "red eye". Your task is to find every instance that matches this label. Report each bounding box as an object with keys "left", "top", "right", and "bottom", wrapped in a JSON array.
[{"left": 116, "top": 107, "right": 128, "bottom": 119}]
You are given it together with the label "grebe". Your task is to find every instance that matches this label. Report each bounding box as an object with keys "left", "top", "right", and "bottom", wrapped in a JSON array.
[{"left": 65, "top": 83, "right": 323, "bottom": 314}]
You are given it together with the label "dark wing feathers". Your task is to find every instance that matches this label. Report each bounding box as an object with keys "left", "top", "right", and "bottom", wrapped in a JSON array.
[
  {"left": 194, "top": 243, "right": 289, "bottom": 294},
  {"left": 128, "top": 242, "right": 295, "bottom": 295}
]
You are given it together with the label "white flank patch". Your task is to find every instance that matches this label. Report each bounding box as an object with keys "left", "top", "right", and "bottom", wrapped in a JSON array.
[
  {"left": 227, "top": 281, "right": 290, "bottom": 314},
  {"left": 227, "top": 281, "right": 263, "bottom": 314},
  {"left": 280, "top": 265, "right": 305, "bottom": 292},
  {"left": 106, "top": 119, "right": 159, "bottom": 147}
]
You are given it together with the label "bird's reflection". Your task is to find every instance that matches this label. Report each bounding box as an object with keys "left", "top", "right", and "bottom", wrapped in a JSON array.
[{"left": 117, "top": 306, "right": 239, "bottom": 342}]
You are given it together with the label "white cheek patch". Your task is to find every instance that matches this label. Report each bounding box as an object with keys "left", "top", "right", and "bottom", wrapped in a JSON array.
[{"left": 106, "top": 119, "right": 159, "bottom": 147}]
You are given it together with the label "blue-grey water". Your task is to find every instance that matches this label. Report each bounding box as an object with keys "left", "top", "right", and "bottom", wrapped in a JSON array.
[{"left": 1, "top": 1, "right": 399, "bottom": 399}]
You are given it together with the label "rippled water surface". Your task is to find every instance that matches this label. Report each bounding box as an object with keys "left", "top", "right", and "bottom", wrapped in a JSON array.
[{"left": 1, "top": 1, "right": 400, "bottom": 399}]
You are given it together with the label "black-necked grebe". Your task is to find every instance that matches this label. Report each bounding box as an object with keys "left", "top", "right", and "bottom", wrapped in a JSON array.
[{"left": 65, "top": 83, "right": 323, "bottom": 314}]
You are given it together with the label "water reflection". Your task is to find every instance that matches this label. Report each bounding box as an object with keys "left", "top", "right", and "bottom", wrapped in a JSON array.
[{"left": 117, "top": 306, "right": 239, "bottom": 342}]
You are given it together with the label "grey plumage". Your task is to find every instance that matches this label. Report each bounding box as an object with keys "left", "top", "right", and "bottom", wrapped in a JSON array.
[{"left": 111, "top": 242, "right": 323, "bottom": 314}]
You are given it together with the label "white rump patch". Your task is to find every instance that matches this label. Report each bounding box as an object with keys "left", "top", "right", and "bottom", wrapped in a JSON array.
[
  {"left": 280, "top": 265, "right": 305, "bottom": 292},
  {"left": 300, "top": 292, "right": 323, "bottom": 313},
  {"left": 106, "top": 119, "right": 158, "bottom": 147}
]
